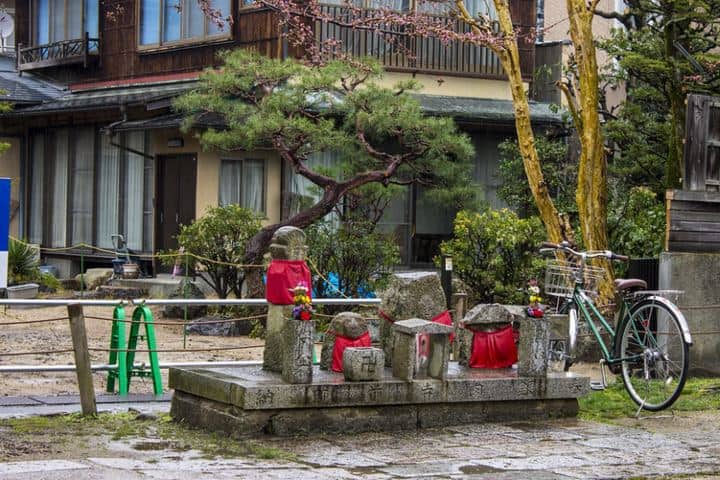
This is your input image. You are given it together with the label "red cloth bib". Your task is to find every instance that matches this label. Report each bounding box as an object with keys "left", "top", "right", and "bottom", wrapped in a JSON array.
[
  {"left": 331, "top": 331, "right": 371, "bottom": 372},
  {"left": 265, "top": 260, "right": 311, "bottom": 305},
  {"left": 468, "top": 324, "right": 518, "bottom": 369},
  {"left": 431, "top": 310, "right": 454, "bottom": 343}
]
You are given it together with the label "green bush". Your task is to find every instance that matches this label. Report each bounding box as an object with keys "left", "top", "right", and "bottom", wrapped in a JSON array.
[
  {"left": 305, "top": 219, "right": 399, "bottom": 302},
  {"left": 609, "top": 186, "right": 665, "bottom": 260},
  {"left": 497, "top": 136, "right": 575, "bottom": 217},
  {"left": 175, "top": 205, "right": 262, "bottom": 298},
  {"left": 7, "top": 238, "right": 40, "bottom": 285},
  {"left": 439, "top": 209, "right": 546, "bottom": 305}
]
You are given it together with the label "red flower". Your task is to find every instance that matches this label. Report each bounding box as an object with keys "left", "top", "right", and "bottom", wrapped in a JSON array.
[{"left": 300, "top": 310, "right": 312, "bottom": 321}]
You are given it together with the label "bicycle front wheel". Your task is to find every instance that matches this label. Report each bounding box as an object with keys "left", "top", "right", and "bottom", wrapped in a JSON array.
[{"left": 618, "top": 299, "right": 689, "bottom": 411}]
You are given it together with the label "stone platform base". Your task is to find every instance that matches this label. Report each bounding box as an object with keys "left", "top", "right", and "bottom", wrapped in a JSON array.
[{"left": 169, "top": 364, "right": 589, "bottom": 436}]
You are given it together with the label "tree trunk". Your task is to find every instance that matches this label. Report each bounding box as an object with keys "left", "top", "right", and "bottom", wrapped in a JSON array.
[
  {"left": 566, "top": 0, "right": 613, "bottom": 301},
  {"left": 485, "top": 0, "right": 565, "bottom": 243}
]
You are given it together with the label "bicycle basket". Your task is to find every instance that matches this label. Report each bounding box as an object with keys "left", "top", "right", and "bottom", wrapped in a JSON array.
[{"left": 544, "top": 260, "right": 605, "bottom": 298}]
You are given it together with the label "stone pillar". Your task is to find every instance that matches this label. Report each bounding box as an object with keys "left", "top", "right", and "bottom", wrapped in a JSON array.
[
  {"left": 391, "top": 319, "right": 453, "bottom": 381},
  {"left": 660, "top": 252, "right": 720, "bottom": 375},
  {"left": 263, "top": 226, "right": 309, "bottom": 373},
  {"left": 282, "top": 318, "right": 314, "bottom": 384},
  {"left": 518, "top": 317, "right": 550, "bottom": 377}
]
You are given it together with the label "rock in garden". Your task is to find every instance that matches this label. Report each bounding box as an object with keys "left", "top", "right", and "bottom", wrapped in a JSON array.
[
  {"left": 163, "top": 281, "right": 207, "bottom": 320},
  {"left": 75, "top": 268, "right": 113, "bottom": 290},
  {"left": 379, "top": 272, "right": 446, "bottom": 366}
]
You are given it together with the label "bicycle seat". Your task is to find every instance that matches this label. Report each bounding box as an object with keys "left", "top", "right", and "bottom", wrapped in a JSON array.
[{"left": 614, "top": 278, "right": 647, "bottom": 292}]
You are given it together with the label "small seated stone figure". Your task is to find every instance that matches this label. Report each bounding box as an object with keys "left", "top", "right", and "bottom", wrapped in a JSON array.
[
  {"left": 320, "top": 312, "right": 371, "bottom": 373},
  {"left": 457, "top": 304, "right": 518, "bottom": 369}
]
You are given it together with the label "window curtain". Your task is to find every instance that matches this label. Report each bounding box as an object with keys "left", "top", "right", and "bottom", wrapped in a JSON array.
[
  {"left": 163, "top": 0, "right": 182, "bottom": 42},
  {"left": 243, "top": 159, "right": 265, "bottom": 213},
  {"left": 51, "top": 129, "right": 69, "bottom": 247},
  {"left": 219, "top": 161, "right": 242, "bottom": 206},
  {"left": 139, "top": 0, "right": 160, "bottom": 45},
  {"left": 185, "top": 0, "right": 205, "bottom": 39},
  {"left": 70, "top": 128, "right": 95, "bottom": 246},
  {"left": 96, "top": 135, "right": 120, "bottom": 249},
  {"left": 28, "top": 134, "right": 45, "bottom": 245},
  {"left": 208, "top": 0, "right": 231, "bottom": 35},
  {"left": 123, "top": 132, "right": 145, "bottom": 251},
  {"left": 85, "top": 0, "right": 99, "bottom": 38},
  {"left": 50, "top": 0, "right": 65, "bottom": 42},
  {"left": 219, "top": 159, "right": 265, "bottom": 213},
  {"left": 286, "top": 151, "right": 338, "bottom": 223},
  {"left": 464, "top": 0, "right": 497, "bottom": 19},
  {"left": 68, "top": 0, "right": 82, "bottom": 39},
  {"left": 34, "top": 0, "right": 49, "bottom": 45},
  {"left": 143, "top": 157, "right": 154, "bottom": 253}
]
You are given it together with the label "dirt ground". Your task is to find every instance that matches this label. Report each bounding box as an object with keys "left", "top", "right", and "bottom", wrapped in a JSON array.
[{"left": 0, "top": 305, "right": 264, "bottom": 397}]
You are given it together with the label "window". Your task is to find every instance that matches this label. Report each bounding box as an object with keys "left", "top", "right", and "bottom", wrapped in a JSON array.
[
  {"left": 139, "top": 0, "right": 232, "bottom": 48},
  {"left": 32, "top": 0, "right": 99, "bottom": 45},
  {"left": 28, "top": 128, "right": 154, "bottom": 252},
  {"left": 219, "top": 158, "right": 266, "bottom": 213}
]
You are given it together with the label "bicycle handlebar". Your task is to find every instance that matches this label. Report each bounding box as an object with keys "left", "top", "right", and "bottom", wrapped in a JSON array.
[{"left": 538, "top": 241, "right": 629, "bottom": 262}]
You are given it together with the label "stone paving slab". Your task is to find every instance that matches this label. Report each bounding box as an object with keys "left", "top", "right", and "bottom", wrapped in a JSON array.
[
  {"left": 0, "top": 397, "right": 42, "bottom": 407},
  {"left": 28, "top": 393, "right": 172, "bottom": 405},
  {"left": 2, "top": 401, "right": 720, "bottom": 479}
]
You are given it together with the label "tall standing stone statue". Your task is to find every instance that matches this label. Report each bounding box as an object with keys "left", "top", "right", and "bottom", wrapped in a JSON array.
[{"left": 263, "top": 226, "right": 310, "bottom": 375}]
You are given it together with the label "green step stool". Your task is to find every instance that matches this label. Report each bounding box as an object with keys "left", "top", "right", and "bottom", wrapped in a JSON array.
[{"left": 106, "top": 305, "right": 162, "bottom": 396}]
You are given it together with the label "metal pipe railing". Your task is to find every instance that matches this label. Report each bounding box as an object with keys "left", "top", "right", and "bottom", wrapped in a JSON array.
[
  {"left": 0, "top": 298, "right": 382, "bottom": 307},
  {"left": 0, "top": 360, "right": 262, "bottom": 374}
]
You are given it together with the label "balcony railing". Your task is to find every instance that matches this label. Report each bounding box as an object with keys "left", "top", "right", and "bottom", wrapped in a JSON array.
[
  {"left": 17, "top": 33, "right": 100, "bottom": 72},
  {"left": 317, "top": 4, "right": 504, "bottom": 77}
]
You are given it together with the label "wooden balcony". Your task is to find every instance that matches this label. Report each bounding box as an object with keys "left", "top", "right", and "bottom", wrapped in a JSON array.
[
  {"left": 316, "top": 4, "right": 513, "bottom": 78},
  {"left": 17, "top": 33, "right": 100, "bottom": 72}
]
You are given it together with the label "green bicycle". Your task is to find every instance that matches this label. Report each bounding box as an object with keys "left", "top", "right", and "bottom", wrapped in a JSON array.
[{"left": 541, "top": 241, "right": 692, "bottom": 411}]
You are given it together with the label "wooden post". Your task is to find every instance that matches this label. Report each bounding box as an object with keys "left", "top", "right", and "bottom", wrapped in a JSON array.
[
  {"left": 68, "top": 304, "right": 97, "bottom": 416},
  {"left": 451, "top": 292, "right": 467, "bottom": 361}
]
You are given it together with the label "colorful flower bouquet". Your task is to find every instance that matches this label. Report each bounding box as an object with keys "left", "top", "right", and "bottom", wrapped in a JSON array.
[
  {"left": 290, "top": 284, "right": 314, "bottom": 321},
  {"left": 526, "top": 279, "right": 545, "bottom": 318}
]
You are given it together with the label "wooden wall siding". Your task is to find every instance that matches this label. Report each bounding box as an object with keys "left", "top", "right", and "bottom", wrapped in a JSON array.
[
  {"left": 509, "top": 0, "right": 535, "bottom": 78},
  {"left": 99, "top": 1, "right": 280, "bottom": 81},
  {"left": 316, "top": 0, "right": 535, "bottom": 79},
  {"left": 666, "top": 189, "right": 720, "bottom": 253},
  {"left": 684, "top": 94, "right": 720, "bottom": 191}
]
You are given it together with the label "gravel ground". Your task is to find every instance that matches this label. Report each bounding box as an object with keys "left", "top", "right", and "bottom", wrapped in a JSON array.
[{"left": 0, "top": 304, "right": 264, "bottom": 396}]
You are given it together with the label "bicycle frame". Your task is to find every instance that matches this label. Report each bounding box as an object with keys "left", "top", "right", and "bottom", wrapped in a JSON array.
[
  {"left": 570, "top": 287, "right": 624, "bottom": 366},
  {"left": 570, "top": 287, "right": 693, "bottom": 366}
]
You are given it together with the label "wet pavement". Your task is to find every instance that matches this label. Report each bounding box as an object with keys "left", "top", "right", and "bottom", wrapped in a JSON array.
[{"left": 1, "top": 396, "right": 719, "bottom": 479}]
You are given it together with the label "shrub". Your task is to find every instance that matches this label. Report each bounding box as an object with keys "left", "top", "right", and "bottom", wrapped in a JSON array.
[
  {"left": 439, "top": 209, "right": 546, "bottom": 305},
  {"left": 305, "top": 219, "right": 399, "bottom": 305},
  {"left": 175, "top": 205, "right": 262, "bottom": 298},
  {"left": 7, "top": 238, "right": 40, "bottom": 285},
  {"left": 609, "top": 186, "right": 665, "bottom": 260}
]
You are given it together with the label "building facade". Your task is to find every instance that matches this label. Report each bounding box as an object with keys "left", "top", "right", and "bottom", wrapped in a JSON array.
[{"left": 1, "top": 0, "right": 561, "bottom": 276}]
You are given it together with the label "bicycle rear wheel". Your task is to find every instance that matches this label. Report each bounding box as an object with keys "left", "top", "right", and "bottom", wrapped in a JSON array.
[{"left": 617, "top": 299, "right": 689, "bottom": 411}]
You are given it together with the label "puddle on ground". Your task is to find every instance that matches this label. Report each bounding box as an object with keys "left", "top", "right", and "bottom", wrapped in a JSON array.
[
  {"left": 132, "top": 441, "right": 175, "bottom": 451},
  {"left": 459, "top": 464, "right": 502, "bottom": 474}
]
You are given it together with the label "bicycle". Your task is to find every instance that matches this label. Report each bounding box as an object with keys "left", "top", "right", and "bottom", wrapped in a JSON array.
[{"left": 540, "top": 241, "right": 693, "bottom": 412}]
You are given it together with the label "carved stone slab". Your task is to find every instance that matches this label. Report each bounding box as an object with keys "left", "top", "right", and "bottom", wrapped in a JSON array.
[{"left": 169, "top": 364, "right": 590, "bottom": 411}]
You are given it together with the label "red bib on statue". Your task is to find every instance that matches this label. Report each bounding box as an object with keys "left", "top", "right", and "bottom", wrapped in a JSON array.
[
  {"left": 468, "top": 324, "right": 518, "bottom": 369},
  {"left": 265, "top": 260, "right": 312, "bottom": 305},
  {"left": 331, "top": 331, "right": 371, "bottom": 372}
]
